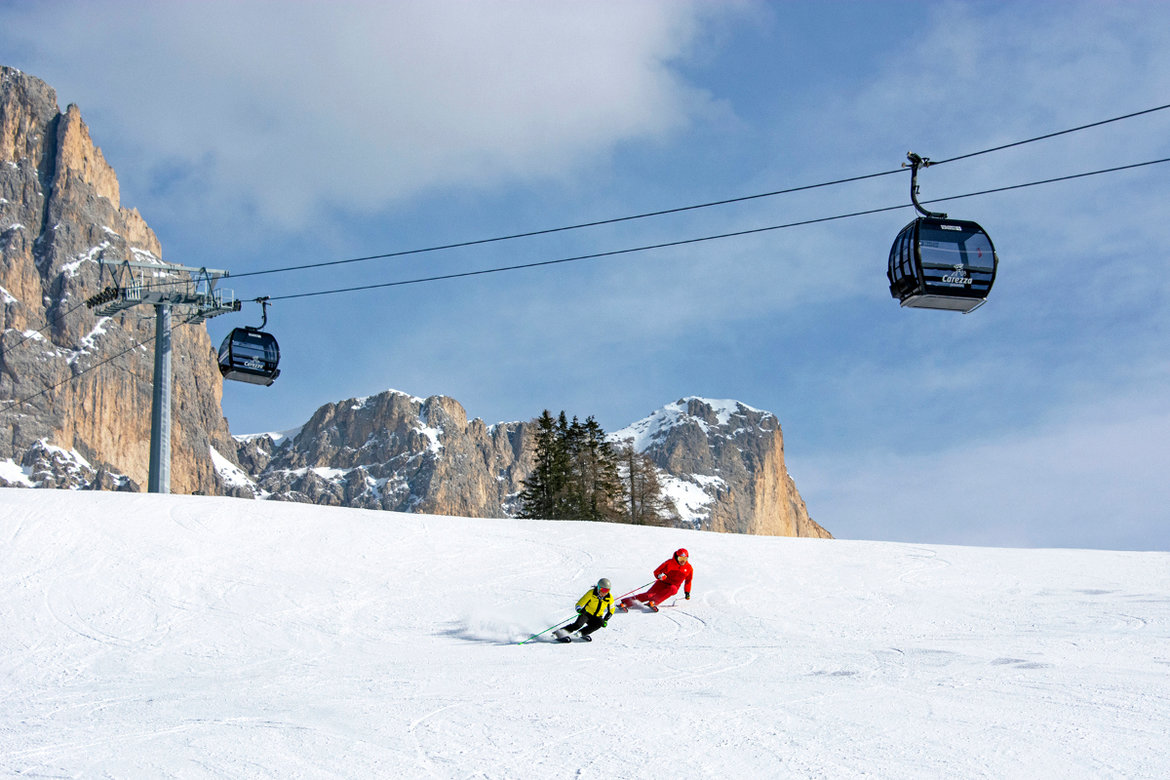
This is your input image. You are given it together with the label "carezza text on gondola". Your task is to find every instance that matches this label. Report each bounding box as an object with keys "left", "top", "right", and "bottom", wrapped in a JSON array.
[
  {"left": 888, "top": 152, "right": 998, "bottom": 313},
  {"left": 218, "top": 296, "right": 281, "bottom": 386}
]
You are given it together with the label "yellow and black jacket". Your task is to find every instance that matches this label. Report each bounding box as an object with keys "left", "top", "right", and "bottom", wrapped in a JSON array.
[{"left": 575, "top": 587, "right": 615, "bottom": 620}]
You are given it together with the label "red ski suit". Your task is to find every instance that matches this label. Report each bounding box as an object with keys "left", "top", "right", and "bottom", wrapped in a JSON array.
[{"left": 632, "top": 555, "right": 693, "bottom": 605}]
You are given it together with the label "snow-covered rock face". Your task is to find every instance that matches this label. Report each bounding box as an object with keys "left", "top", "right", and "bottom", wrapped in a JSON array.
[
  {"left": 613, "top": 397, "right": 830, "bottom": 537},
  {"left": 613, "top": 397, "right": 767, "bottom": 451},
  {"left": 0, "top": 439, "right": 133, "bottom": 491},
  {"left": 0, "top": 66, "right": 237, "bottom": 495},
  {"left": 228, "top": 390, "right": 535, "bottom": 517},
  {"left": 224, "top": 393, "right": 830, "bottom": 538}
]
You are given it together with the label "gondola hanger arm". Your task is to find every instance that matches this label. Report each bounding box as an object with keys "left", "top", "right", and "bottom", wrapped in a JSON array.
[
  {"left": 253, "top": 296, "right": 271, "bottom": 330},
  {"left": 903, "top": 151, "right": 948, "bottom": 219}
]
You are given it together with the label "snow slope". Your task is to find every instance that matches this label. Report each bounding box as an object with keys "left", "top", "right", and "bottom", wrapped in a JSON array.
[{"left": 2, "top": 489, "right": 1168, "bottom": 778}]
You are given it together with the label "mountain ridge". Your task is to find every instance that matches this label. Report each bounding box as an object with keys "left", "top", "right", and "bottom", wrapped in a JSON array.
[{"left": 225, "top": 389, "right": 830, "bottom": 537}]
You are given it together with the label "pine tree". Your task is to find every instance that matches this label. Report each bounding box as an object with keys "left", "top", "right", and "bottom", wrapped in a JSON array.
[
  {"left": 570, "top": 416, "right": 622, "bottom": 523},
  {"left": 519, "top": 411, "right": 623, "bottom": 522},
  {"left": 518, "top": 410, "right": 570, "bottom": 519}
]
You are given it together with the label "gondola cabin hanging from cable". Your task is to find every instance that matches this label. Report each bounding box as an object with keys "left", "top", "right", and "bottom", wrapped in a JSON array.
[
  {"left": 888, "top": 153, "right": 998, "bottom": 313},
  {"left": 218, "top": 298, "right": 281, "bottom": 386}
]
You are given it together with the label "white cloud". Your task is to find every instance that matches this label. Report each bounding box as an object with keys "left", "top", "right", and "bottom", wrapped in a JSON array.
[{"left": 3, "top": 0, "right": 730, "bottom": 228}]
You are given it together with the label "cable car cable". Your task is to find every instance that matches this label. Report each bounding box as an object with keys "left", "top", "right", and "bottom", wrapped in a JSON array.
[
  {"left": 923, "top": 156, "right": 1170, "bottom": 205},
  {"left": 229, "top": 166, "right": 908, "bottom": 280},
  {"left": 931, "top": 102, "right": 1170, "bottom": 167},
  {"left": 259, "top": 155, "right": 1170, "bottom": 304},
  {"left": 263, "top": 201, "right": 908, "bottom": 302},
  {"left": 1, "top": 311, "right": 203, "bottom": 409},
  {"left": 0, "top": 299, "right": 93, "bottom": 355},
  {"left": 231, "top": 102, "right": 1170, "bottom": 282}
]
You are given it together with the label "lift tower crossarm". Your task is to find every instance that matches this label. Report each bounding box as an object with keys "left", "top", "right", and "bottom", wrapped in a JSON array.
[{"left": 86, "top": 258, "right": 239, "bottom": 321}]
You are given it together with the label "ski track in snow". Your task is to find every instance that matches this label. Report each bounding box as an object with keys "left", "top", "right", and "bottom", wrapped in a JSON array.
[{"left": 1, "top": 489, "right": 1168, "bottom": 778}]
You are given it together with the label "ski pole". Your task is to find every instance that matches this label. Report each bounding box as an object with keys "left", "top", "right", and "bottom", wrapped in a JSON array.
[
  {"left": 613, "top": 581, "right": 654, "bottom": 612},
  {"left": 517, "top": 615, "right": 576, "bottom": 645},
  {"left": 616, "top": 581, "right": 654, "bottom": 601}
]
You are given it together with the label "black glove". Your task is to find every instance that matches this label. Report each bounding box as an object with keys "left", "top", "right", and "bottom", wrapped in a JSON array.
[
  {"left": 576, "top": 608, "right": 584, "bottom": 615},
  {"left": 602, "top": 620, "right": 608, "bottom": 628},
  {"left": 685, "top": 592, "right": 691, "bottom": 600}
]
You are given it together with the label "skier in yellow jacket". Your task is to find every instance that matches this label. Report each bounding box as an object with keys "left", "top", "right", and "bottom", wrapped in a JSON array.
[{"left": 554, "top": 578, "right": 615, "bottom": 643}]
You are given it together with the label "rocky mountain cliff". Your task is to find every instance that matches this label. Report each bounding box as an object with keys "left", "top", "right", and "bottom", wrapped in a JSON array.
[
  {"left": 0, "top": 66, "right": 236, "bottom": 494},
  {"left": 232, "top": 391, "right": 534, "bottom": 516}
]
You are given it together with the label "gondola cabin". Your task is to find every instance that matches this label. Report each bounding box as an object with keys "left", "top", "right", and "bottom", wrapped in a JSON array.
[
  {"left": 218, "top": 326, "right": 281, "bottom": 386},
  {"left": 888, "top": 216, "right": 998, "bottom": 313}
]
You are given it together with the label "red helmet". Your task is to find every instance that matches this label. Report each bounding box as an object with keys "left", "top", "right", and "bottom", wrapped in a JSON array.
[{"left": 675, "top": 548, "right": 689, "bottom": 559}]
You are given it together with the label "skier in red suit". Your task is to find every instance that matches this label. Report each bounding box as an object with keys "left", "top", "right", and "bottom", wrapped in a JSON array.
[{"left": 620, "top": 548, "right": 693, "bottom": 611}]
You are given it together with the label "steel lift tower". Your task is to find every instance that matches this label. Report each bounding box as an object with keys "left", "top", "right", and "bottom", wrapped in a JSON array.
[{"left": 86, "top": 259, "right": 239, "bottom": 494}]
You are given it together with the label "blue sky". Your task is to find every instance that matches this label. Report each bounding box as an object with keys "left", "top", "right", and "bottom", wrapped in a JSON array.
[{"left": 3, "top": 1, "right": 1168, "bottom": 550}]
